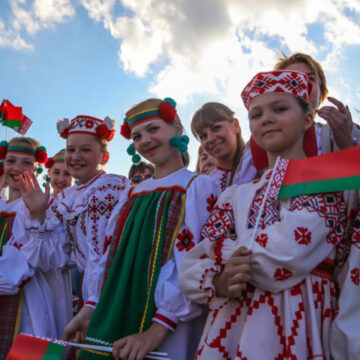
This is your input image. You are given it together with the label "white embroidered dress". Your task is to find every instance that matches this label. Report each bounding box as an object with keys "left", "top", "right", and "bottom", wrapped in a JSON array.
[
  {"left": 0, "top": 197, "right": 71, "bottom": 339},
  {"left": 180, "top": 170, "right": 357, "bottom": 360},
  {"left": 87, "top": 168, "right": 220, "bottom": 360},
  {"left": 20, "top": 171, "right": 129, "bottom": 307}
]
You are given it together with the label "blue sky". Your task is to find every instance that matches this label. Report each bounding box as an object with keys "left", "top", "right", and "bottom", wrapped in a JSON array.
[{"left": 0, "top": 0, "right": 360, "bottom": 177}]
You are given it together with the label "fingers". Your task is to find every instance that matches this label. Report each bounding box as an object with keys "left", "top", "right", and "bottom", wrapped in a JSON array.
[
  {"left": 327, "top": 96, "right": 346, "bottom": 112},
  {"left": 232, "top": 246, "right": 251, "bottom": 257},
  {"left": 113, "top": 338, "right": 127, "bottom": 359}
]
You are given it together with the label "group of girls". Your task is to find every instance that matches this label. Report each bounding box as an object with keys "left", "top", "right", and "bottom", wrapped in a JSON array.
[{"left": 0, "top": 51, "right": 359, "bottom": 360}]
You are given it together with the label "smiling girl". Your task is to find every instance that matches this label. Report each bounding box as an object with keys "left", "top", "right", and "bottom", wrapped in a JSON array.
[
  {"left": 17, "top": 115, "right": 129, "bottom": 343},
  {"left": 180, "top": 71, "right": 358, "bottom": 359},
  {"left": 45, "top": 149, "right": 72, "bottom": 198},
  {"left": 0, "top": 136, "right": 66, "bottom": 356},
  {"left": 79, "top": 98, "right": 220, "bottom": 360},
  {"left": 191, "top": 102, "right": 254, "bottom": 191}
]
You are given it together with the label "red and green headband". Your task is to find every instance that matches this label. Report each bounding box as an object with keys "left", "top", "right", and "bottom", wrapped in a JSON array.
[
  {"left": 0, "top": 140, "right": 47, "bottom": 163},
  {"left": 120, "top": 97, "right": 177, "bottom": 139}
]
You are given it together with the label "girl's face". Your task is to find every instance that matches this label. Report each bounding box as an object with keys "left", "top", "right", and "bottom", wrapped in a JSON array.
[
  {"left": 4, "top": 152, "right": 36, "bottom": 191},
  {"left": 249, "top": 93, "right": 313, "bottom": 160},
  {"left": 196, "top": 120, "right": 240, "bottom": 167},
  {"left": 131, "top": 119, "right": 180, "bottom": 167},
  {"left": 199, "top": 151, "right": 215, "bottom": 174},
  {"left": 65, "top": 133, "right": 104, "bottom": 184},
  {"left": 48, "top": 162, "right": 72, "bottom": 194},
  {"left": 283, "top": 62, "right": 321, "bottom": 110}
]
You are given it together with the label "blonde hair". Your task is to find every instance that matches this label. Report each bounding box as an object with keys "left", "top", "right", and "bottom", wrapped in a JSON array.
[
  {"left": 191, "top": 102, "right": 245, "bottom": 184},
  {"left": 274, "top": 52, "right": 328, "bottom": 105}
]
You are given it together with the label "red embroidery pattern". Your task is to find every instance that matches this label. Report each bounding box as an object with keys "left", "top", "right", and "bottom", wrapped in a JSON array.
[
  {"left": 294, "top": 227, "right": 312, "bottom": 245},
  {"left": 12, "top": 242, "right": 23, "bottom": 250},
  {"left": 274, "top": 267, "right": 293, "bottom": 281},
  {"left": 206, "top": 194, "right": 218, "bottom": 213},
  {"left": 255, "top": 233, "right": 268, "bottom": 248},
  {"left": 350, "top": 268, "right": 360, "bottom": 285},
  {"left": 176, "top": 228, "right": 194, "bottom": 252}
]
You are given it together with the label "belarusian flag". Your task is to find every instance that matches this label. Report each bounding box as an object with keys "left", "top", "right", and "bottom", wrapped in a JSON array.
[
  {"left": 0, "top": 100, "right": 23, "bottom": 128},
  {"left": 0, "top": 100, "right": 33, "bottom": 135},
  {"left": 269, "top": 145, "right": 360, "bottom": 199},
  {"left": 6, "top": 334, "right": 66, "bottom": 360}
]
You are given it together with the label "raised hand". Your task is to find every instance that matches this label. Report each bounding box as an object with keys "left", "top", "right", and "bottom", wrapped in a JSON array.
[
  {"left": 18, "top": 170, "right": 50, "bottom": 222},
  {"left": 317, "top": 96, "right": 356, "bottom": 149},
  {"left": 213, "top": 246, "right": 252, "bottom": 298}
]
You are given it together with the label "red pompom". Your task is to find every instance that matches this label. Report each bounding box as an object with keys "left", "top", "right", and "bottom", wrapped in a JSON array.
[
  {"left": 60, "top": 128, "right": 69, "bottom": 139},
  {"left": 107, "top": 129, "right": 115, "bottom": 141},
  {"left": 95, "top": 124, "right": 110, "bottom": 140},
  {"left": 0, "top": 163, "right": 3, "bottom": 176},
  {"left": 45, "top": 158, "right": 54, "bottom": 169},
  {"left": 120, "top": 122, "right": 131, "bottom": 140},
  {"left": 0, "top": 146, "right": 7, "bottom": 160},
  {"left": 36, "top": 150, "right": 48, "bottom": 164},
  {"left": 159, "top": 102, "right": 177, "bottom": 122}
]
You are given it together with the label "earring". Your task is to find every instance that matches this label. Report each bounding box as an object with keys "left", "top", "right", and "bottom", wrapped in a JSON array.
[
  {"left": 170, "top": 135, "right": 189, "bottom": 153},
  {"left": 127, "top": 143, "right": 141, "bottom": 164}
]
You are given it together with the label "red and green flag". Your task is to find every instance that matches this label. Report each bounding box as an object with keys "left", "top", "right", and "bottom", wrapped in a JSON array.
[
  {"left": 6, "top": 334, "right": 66, "bottom": 360},
  {"left": 269, "top": 145, "right": 360, "bottom": 199},
  {"left": 0, "top": 100, "right": 33, "bottom": 135}
]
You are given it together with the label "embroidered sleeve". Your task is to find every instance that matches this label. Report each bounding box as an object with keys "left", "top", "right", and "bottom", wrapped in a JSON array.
[
  {"left": 82, "top": 177, "right": 129, "bottom": 306},
  {"left": 0, "top": 245, "right": 34, "bottom": 294},
  {"left": 250, "top": 192, "right": 348, "bottom": 293},
  {"left": 330, "top": 198, "right": 360, "bottom": 359},
  {"left": 153, "top": 175, "right": 221, "bottom": 327},
  {"left": 179, "top": 184, "right": 236, "bottom": 308}
]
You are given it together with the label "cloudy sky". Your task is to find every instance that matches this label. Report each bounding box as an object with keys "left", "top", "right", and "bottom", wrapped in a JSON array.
[{"left": 0, "top": 0, "right": 360, "bottom": 176}]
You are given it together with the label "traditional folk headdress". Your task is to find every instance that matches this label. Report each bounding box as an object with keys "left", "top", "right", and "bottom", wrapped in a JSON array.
[
  {"left": 241, "top": 70, "right": 317, "bottom": 171},
  {"left": 57, "top": 115, "right": 116, "bottom": 142}
]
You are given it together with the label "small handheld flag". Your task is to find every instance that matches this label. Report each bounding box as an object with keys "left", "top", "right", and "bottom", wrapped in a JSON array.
[{"left": 0, "top": 100, "right": 33, "bottom": 135}]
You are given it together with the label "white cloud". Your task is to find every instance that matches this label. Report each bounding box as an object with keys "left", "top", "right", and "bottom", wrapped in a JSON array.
[
  {"left": 75, "top": 0, "right": 360, "bottom": 109},
  {"left": 0, "top": 0, "right": 75, "bottom": 51}
]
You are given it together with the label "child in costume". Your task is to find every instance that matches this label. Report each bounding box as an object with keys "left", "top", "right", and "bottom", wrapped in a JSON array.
[
  {"left": 191, "top": 102, "right": 253, "bottom": 191},
  {"left": 180, "top": 70, "right": 358, "bottom": 359},
  {"left": 17, "top": 115, "right": 129, "bottom": 341},
  {"left": 0, "top": 136, "right": 67, "bottom": 357},
  {"left": 80, "top": 98, "right": 220, "bottom": 360},
  {"left": 45, "top": 148, "right": 72, "bottom": 199}
]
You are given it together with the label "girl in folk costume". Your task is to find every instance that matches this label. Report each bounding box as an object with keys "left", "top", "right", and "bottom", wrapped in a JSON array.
[
  {"left": 191, "top": 102, "right": 253, "bottom": 192},
  {"left": 17, "top": 115, "right": 129, "bottom": 340},
  {"left": 0, "top": 137, "right": 62, "bottom": 357},
  {"left": 45, "top": 148, "right": 72, "bottom": 199},
  {"left": 180, "top": 70, "right": 359, "bottom": 359},
  {"left": 80, "top": 98, "right": 220, "bottom": 360}
]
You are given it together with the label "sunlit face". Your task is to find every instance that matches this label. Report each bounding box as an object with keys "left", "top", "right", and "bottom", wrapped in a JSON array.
[
  {"left": 249, "top": 93, "right": 312, "bottom": 157},
  {"left": 196, "top": 120, "right": 239, "bottom": 166},
  {"left": 65, "top": 133, "right": 104, "bottom": 184},
  {"left": 4, "top": 152, "right": 36, "bottom": 191},
  {"left": 198, "top": 151, "right": 215, "bottom": 174},
  {"left": 284, "top": 62, "right": 321, "bottom": 110},
  {"left": 131, "top": 119, "right": 179, "bottom": 167},
  {"left": 48, "top": 162, "right": 72, "bottom": 195}
]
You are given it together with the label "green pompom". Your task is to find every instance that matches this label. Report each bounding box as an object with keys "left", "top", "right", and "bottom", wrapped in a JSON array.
[
  {"left": 46, "top": 175, "right": 50, "bottom": 182},
  {"left": 42, "top": 183, "right": 46, "bottom": 187},
  {"left": 75, "top": 179, "right": 79, "bottom": 185},
  {"left": 181, "top": 135, "right": 190, "bottom": 144},
  {"left": 0, "top": 140, "right": 8, "bottom": 148},
  {"left": 38, "top": 145, "right": 47, "bottom": 152},
  {"left": 164, "top": 97, "right": 176, "bottom": 108},
  {"left": 36, "top": 167, "right": 43, "bottom": 174},
  {"left": 132, "top": 154, "right": 141, "bottom": 164},
  {"left": 127, "top": 143, "right": 136, "bottom": 156},
  {"left": 170, "top": 136, "right": 180, "bottom": 147}
]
